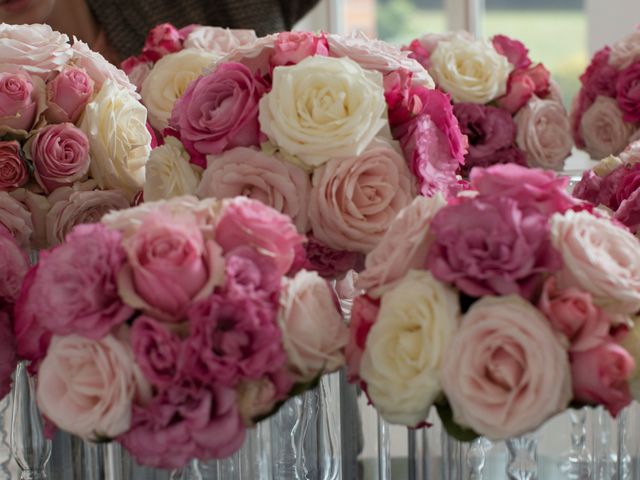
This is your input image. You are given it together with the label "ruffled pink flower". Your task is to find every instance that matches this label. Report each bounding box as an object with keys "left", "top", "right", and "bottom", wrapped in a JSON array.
[
  {"left": 0, "top": 310, "right": 16, "bottom": 399},
  {"left": 131, "top": 315, "right": 182, "bottom": 388},
  {"left": 223, "top": 245, "right": 281, "bottom": 300},
  {"left": 492, "top": 34, "right": 532, "bottom": 69},
  {"left": 271, "top": 31, "right": 329, "bottom": 67},
  {"left": 0, "top": 140, "right": 28, "bottom": 190},
  {"left": 346, "top": 295, "right": 379, "bottom": 383},
  {"left": 616, "top": 61, "right": 640, "bottom": 123},
  {"left": 0, "top": 225, "right": 28, "bottom": 305},
  {"left": 141, "top": 23, "right": 185, "bottom": 63}
]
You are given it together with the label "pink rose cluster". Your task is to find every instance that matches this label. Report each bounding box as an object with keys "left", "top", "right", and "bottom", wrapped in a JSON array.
[
  {"left": 0, "top": 24, "right": 151, "bottom": 250},
  {"left": 348, "top": 163, "right": 640, "bottom": 441},
  {"left": 406, "top": 32, "right": 573, "bottom": 173},
  {"left": 146, "top": 30, "right": 467, "bottom": 279},
  {"left": 14, "top": 195, "right": 347, "bottom": 469},
  {"left": 571, "top": 28, "right": 640, "bottom": 158}
]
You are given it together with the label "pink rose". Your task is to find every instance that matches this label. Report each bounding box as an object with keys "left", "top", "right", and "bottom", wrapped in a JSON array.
[
  {"left": 616, "top": 61, "right": 640, "bottom": 123},
  {"left": 0, "top": 191, "right": 33, "bottom": 248},
  {"left": 571, "top": 342, "right": 634, "bottom": 417},
  {"left": 0, "top": 70, "right": 40, "bottom": 132},
  {"left": 580, "top": 97, "right": 635, "bottom": 163},
  {"left": 0, "top": 24, "right": 72, "bottom": 76},
  {"left": 308, "top": 137, "right": 415, "bottom": 253},
  {"left": 0, "top": 310, "right": 16, "bottom": 400},
  {"left": 346, "top": 295, "right": 379, "bottom": 383},
  {"left": 120, "top": 56, "right": 152, "bottom": 92},
  {"left": 492, "top": 34, "right": 531, "bottom": 69},
  {"left": 37, "top": 331, "right": 150, "bottom": 439},
  {"left": 222, "top": 245, "right": 281, "bottom": 300},
  {"left": 0, "top": 225, "right": 28, "bottom": 305},
  {"left": 119, "top": 211, "right": 225, "bottom": 321},
  {"left": 197, "top": 147, "right": 311, "bottom": 232},
  {"left": 131, "top": 316, "right": 182, "bottom": 388},
  {"left": 278, "top": 270, "right": 348, "bottom": 382},
  {"left": 183, "top": 27, "right": 257, "bottom": 54},
  {"left": 0, "top": 140, "right": 28, "bottom": 190},
  {"left": 441, "top": 296, "right": 572, "bottom": 439},
  {"left": 496, "top": 64, "right": 551, "bottom": 114},
  {"left": 539, "top": 277, "right": 611, "bottom": 352},
  {"left": 141, "top": 23, "right": 184, "bottom": 63},
  {"left": 170, "top": 62, "right": 268, "bottom": 159},
  {"left": 31, "top": 123, "right": 90, "bottom": 193},
  {"left": 404, "top": 39, "right": 431, "bottom": 69},
  {"left": 215, "top": 197, "right": 305, "bottom": 277},
  {"left": 45, "top": 67, "right": 94, "bottom": 124},
  {"left": 271, "top": 31, "right": 329, "bottom": 67}
]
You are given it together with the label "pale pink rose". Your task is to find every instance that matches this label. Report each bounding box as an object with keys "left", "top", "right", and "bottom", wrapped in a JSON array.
[
  {"left": 197, "top": 147, "right": 311, "bottom": 232},
  {"left": 9, "top": 188, "right": 50, "bottom": 249},
  {"left": 0, "top": 191, "right": 32, "bottom": 248},
  {"left": 515, "top": 96, "right": 573, "bottom": 170},
  {"left": 31, "top": 123, "right": 90, "bottom": 193},
  {"left": 45, "top": 66, "right": 94, "bottom": 124},
  {"left": 0, "top": 24, "right": 72, "bottom": 77},
  {"left": 356, "top": 194, "right": 445, "bottom": 297},
  {"left": 217, "top": 34, "right": 278, "bottom": 75},
  {"left": 308, "top": 137, "right": 415, "bottom": 253},
  {"left": 0, "top": 140, "right": 28, "bottom": 190},
  {"left": 271, "top": 31, "right": 329, "bottom": 66},
  {"left": 120, "top": 57, "right": 152, "bottom": 92},
  {"left": 184, "top": 26, "right": 258, "bottom": 54},
  {"left": 119, "top": 211, "right": 225, "bottom": 321},
  {"left": 620, "top": 138, "right": 640, "bottom": 165},
  {"left": 278, "top": 270, "right": 348, "bottom": 382},
  {"left": 609, "top": 30, "right": 640, "bottom": 69},
  {"left": 0, "top": 225, "right": 28, "bottom": 304},
  {"left": 0, "top": 70, "right": 41, "bottom": 133},
  {"left": 345, "top": 294, "right": 379, "bottom": 383},
  {"left": 441, "top": 296, "right": 572, "bottom": 440},
  {"left": 539, "top": 277, "right": 611, "bottom": 352},
  {"left": 37, "top": 332, "right": 150, "bottom": 440},
  {"left": 580, "top": 96, "right": 635, "bottom": 158}
]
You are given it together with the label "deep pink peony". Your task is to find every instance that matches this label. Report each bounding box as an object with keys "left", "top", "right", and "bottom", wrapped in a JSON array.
[
  {"left": 0, "top": 310, "right": 16, "bottom": 399},
  {"left": 131, "top": 315, "right": 182, "bottom": 388},
  {"left": 271, "top": 31, "right": 329, "bottom": 67},
  {"left": 0, "top": 70, "right": 39, "bottom": 132},
  {"left": 120, "top": 379, "right": 246, "bottom": 469},
  {"left": 170, "top": 62, "right": 268, "bottom": 160},
  {"left": 0, "top": 140, "right": 28, "bottom": 190},
  {"left": 45, "top": 66, "right": 94, "bottom": 124},
  {"left": 345, "top": 295, "right": 379, "bottom": 383},
  {"left": 616, "top": 61, "right": 640, "bottom": 123},
  {"left": 141, "top": 23, "right": 185, "bottom": 63},
  {"left": 492, "top": 34, "right": 531, "bottom": 69},
  {"left": 223, "top": 245, "right": 281, "bottom": 300},
  {"left": 0, "top": 225, "right": 28, "bottom": 305},
  {"left": 302, "top": 235, "right": 364, "bottom": 280}
]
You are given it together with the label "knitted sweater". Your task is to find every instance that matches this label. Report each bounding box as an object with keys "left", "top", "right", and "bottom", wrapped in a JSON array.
[{"left": 86, "top": 0, "right": 320, "bottom": 58}]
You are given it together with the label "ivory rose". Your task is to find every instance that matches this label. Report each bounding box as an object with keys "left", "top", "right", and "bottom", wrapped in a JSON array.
[
  {"left": 441, "top": 296, "right": 572, "bottom": 439},
  {"left": 580, "top": 96, "right": 634, "bottom": 158}
]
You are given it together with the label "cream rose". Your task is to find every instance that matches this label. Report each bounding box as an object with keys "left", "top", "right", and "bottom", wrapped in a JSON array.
[
  {"left": 441, "top": 296, "right": 572, "bottom": 439},
  {"left": 515, "top": 97, "right": 573, "bottom": 170},
  {"left": 551, "top": 210, "right": 640, "bottom": 314},
  {"left": 141, "top": 49, "right": 219, "bottom": 131},
  {"left": 184, "top": 27, "right": 257, "bottom": 54},
  {"left": 580, "top": 96, "right": 635, "bottom": 159},
  {"left": 308, "top": 137, "right": 415, "bottom": 253},
  {"left": 620, "top": 138, "right": 640, "bottom": 166},
  {"left": 593, "top": 155, "right": 624, "bottom": 176},
  {"left": 429, "top": 35, "right": 511, "bottom": 104},
  {"left": 144, "top": 137, "right": 202, "bottom": 202},
  {"left": 258, "top": 55, "right": 387, "bottom": 168},
  {"left": 80, "top": 79, "right": 151, "bottom": 199},
  {"left": 360, "top": 270, "right": 460, "bottom": 426},
  {"left": 609, "top": 31, "right": 640, "bottom": 69}
]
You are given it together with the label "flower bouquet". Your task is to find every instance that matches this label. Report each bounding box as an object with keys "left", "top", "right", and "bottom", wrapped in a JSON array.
[
  {"left": 571, "top": 28, "right": 640, "bottom": 159},
  {"left": 144, "top": 30, "right": 467, "bottom": 279},
  {"left": 406, "top": 31, "right": 573, "bottom": 174},
  {"left": 13, "top": 195, "right": 348, "bottom": 469},
  {"left": 121, "top": 22, "right": 258, "bottom": 132},
  {"left": 348, "top": 163, "right": 640, "bottom": 441},
  {"left": 0, "top": 23, "right": 151, "bottom": 250}
]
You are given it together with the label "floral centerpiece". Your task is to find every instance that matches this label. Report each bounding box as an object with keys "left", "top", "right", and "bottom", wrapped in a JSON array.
[
  {"left": 144, "top": 30, "right": 467, "bottom": 279},
  {"left": 0, "top": 23, "right": 151, "bottom": 250},
  {"left": 570, "top": 28, "right": 640, "bottom": 159},
  {"left": 405, "top": 31, "right": 573, "bottom": 174},
  {"left": 13, "top": 195, "right": 348, "bottom": 469},
  {"left": 347, "top": 163, "right": 640, "bottom": 440}
]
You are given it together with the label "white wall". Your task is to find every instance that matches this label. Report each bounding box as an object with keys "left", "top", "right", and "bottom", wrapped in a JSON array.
[{"left": 586, "top": 0, "right": 640, "bottom": 54}]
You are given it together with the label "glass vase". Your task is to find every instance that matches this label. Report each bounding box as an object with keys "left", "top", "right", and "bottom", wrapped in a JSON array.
[{"left": 506, "top": 435, "right": 538, "bottom": 480}]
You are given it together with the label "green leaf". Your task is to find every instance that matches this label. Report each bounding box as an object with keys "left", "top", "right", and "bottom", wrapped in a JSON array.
[{"left": 435, "top": 400, "right": 479, "bottom": 443}]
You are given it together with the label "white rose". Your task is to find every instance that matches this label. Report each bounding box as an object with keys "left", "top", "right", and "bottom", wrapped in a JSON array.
[
  {"left": 551, "top": 210, "right": 640, "bottom": 314},
  {"left": 620, "top": 138, "right": 640, "bottom": 166},
  {"left": 593, "top": 155, "right": 624, "bottom": 177},
  {"left": 184, "top": 27, "right": 257, "bottom": 54},
  {"left": 144, "top": 137, "right": 202, "bottom": 202},
  {"left": 0, "top": 24, "right": 71, "bottom": 77},
  {"left": 258, "top": 56, "right": 387, "bottom": 168},
  {"left": 80, "top": 80, "right": 151, "bottom": 199},
  {"left": 429, "top": 35, "right": 511, "bottom": 104},
  {"left": 580, "top": 96, "right": 635, "bottom": 159},
  {"left": 360, "top": 270, "right": 460, "bottom": 426},
  {"left": 141, "top": 49, "right": 220, "bottom": 131}
]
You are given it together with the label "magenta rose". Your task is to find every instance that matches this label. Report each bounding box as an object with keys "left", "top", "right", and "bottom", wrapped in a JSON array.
[
  {"left": 346, "top": 295, "right": 379, "bottom": 383},
  {"left": 131, "top": 315, "right": 182, "bottom": 388},
  {"left": 215, "top": 197, "right": 305, "bottom": 277},
  {"left": 492, "top": 34, "right": 531, "bottom": 69},
  {"left": 141, "top": 23, "right": 184, "bottom": 62},
  {"left": 0, "top": 70, "right": 40, "bottom": 132},
  {"left": 0, "top": 310, "right": 16, "bottom": 399},
  {"left": 31, "top": 123, "right": 90, "bottom": 193},
  {"left": 120, "top": 379, "right": 245, "bottom": 469},
  {"left": 497, "top": 64, "right": 551, "bottom": 114},
  {"left": 427, "top": 195, "right": 561, "bottom": 298},
  {"left": 0, "top": 225, "right": 28, "bottom": 305},
  {"left": 45, "top": 67, "right": 94, "bottom": 124},
  {"left": 302, "top": 235, "right": 363, "bottom": 280},
  {"left": 170, "top": 62, "right": 268, "bottom": 159},
  {"left": 271, "top": 31, "right": 329, "bottom": 67},
  {"left": 0, "top": 140, "right": 28, "bottom": 190},
  {"left": 223, "top": 245, "right": 281, "bottom": 300},
  {"left": 616, "top": 61, "right": 640, "bottom": 123},
  {"left": 571, "top": 342, "right": 634, "bottom": 417},
  {"left": 404, "top": 39, "right": 431, "bottom": 69},
  {"left": 615, "top": 189, "right": 640, "bottom": 234}
]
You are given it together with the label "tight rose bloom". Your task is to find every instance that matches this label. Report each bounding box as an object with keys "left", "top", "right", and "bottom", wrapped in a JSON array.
[
  {"left": 31, "top": 123, "right": 90, "bottom": 193},
  {"left": 360, "top": 270, "right": 459, "bottom": 426},
  {"left": 271, "top": 31, "right": 329, "bottom": 66},
  {"left": 0, "top": 226, "right": 28, "bottom": 304},
  {"left": 346, "top": 294, "right": 379, "bottom": 383},
  {"left": 580, "top": 97, "right": 634, "bottom": 159},
  {"left": 308, "top": 137, "right": 415, "bottom": 253},
  {"left": 0, "top": 311, "right": 17, "bottom": 400},
  {"left": 551, "top": 210, "right": 640, "bottom": 314},
  {"left": 45, "top": 67, "right": 94, "bottom": 124},
  {"left": 442, "top": 296, "right": 572, "bottom": 439},
  {"left": 0, "top": 70, "right": 41, "bottom": 133},
  {"left": 0, "top": 191, "right": 33, "bottom": 248},
  {"left": 197, "top": 147, "right": 312, "bottom": 233},
  {"left": 258, "top": 56, "right": 387, "bottom": 168},
  {"left": 37, "top": 332, "right": 149, "bottom": 440},
  {"left": 0, "top": 140, "right": 28, "bottom": 190},
  {"left": 278, "top": 270, "right": 348, "bottom": 382},
  {"left": 616, "top": 61, "right": 640, "bottom": 123},
  {"left": 496, "top": 64, "right": 551, "bottom": 114}
]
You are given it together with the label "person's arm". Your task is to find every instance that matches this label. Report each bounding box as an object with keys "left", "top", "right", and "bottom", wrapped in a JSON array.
[{"left": 278, "top": 0, "right": 322, "bottom": 29}]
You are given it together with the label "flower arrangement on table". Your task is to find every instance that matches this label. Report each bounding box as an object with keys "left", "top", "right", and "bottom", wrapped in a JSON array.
[
  {"left": 0, "top": 23, "right": 152, "bottom": 250},
  {"left": 121, "top": 22, "right": 258, "bottom": 132},
  {"left": 347, "top": 163, "right": 640, "bottom": 441},
  {"left": 143, "top": 30, "right": 467, "bottom": 279},
  {"left": 13, "top": 195, "right": 349, "bottom": 469},
  {"left": 405, "top": 31, "right": 573, "bottom": 174},
  {"left": 571, "top": 28, "right": 640, "bottom": 159}
]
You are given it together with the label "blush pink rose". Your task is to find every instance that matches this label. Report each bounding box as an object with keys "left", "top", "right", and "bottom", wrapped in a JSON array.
[
  {"left": 346, "top": 294, "right": 379, "bottom": 383},
  {"left": 141, "top": 23, "right": 184, "bottom": 63},
  {"left": 31, "top": 123, "right": 90, "bottom": 193},
  {"left": 0, "top": 70, "right": 40, "bottom": 132},
  {"left": 308, "top": 137, "right": 415, "bottom": 253},
  {"left": 270, "top": 31, "right": 329, "bottom": 67},
  {"left": 197, "top": 147, "right": 312, "bottom": 232},
  {"left": 580, "top": 96, "right": 634, "bottom": 159},
  {"left": 0, "top": 140, "right": 28, "bottom": 190},
  {"left": 183, "top": 26, "right": 257, "bottom": 54},
  {"left": 0, "top": 24, "right": 71, "bottom": 76},
  {"left": 0, "top": 310, "right": 17, "bottom": 399},
  {"left": 120, "top": 56, "right": 152, "bottom": 92},
  {"left": 45, "top": 67, "right": 94, "bottom": 124},
  {"left": 491, "top": 34, "right": 531, "bottom": 69},
  {"left": 0, "top": 191, "right": 33, "bottom": 249},
  {"left": 441, "top": 296, "right": 572, "bottom": 440},
  {"left": 571, "top": 342, "right": 634, "bottom": 417},
  {"left": 237, "top": 372, "right": 293, "bottom": 425},
  {"left": 616, "top": 61, "right": 640, "bottom": 123},
  {"left": 0, "top": 225, "right": 28, "bottom": 305}
]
